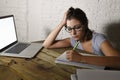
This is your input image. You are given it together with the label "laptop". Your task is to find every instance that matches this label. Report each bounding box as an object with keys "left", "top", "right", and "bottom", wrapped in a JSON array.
[
  {"left": 76, "top": 69, "right": 120, "bottom": 80},
  {"left": 0, "top": 15, "right": 43, "bottom": 58}
]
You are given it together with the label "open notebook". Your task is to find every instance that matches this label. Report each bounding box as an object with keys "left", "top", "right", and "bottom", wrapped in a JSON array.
[{"left": 55, "top": 51, "right": 105, "bottom": 69}]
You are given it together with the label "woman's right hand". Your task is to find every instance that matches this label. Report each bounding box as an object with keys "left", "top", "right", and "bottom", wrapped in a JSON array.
[{"left": 66, "top": 50, "right": 82, "bottom": 62}]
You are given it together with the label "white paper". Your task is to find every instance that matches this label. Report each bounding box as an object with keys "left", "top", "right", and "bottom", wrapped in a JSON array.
[{"left": 55, "top": 52, "right": 105, "bottom": 69}]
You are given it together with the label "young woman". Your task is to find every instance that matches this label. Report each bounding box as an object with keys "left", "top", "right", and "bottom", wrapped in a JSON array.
[{"left": 43, "top": 7, "right": 120, "bottom": 68}]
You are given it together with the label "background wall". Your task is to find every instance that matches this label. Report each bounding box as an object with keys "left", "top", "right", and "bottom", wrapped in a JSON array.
[
  {"left": 0, "top": 0, "right": 120, "bottom": 50},
  {"left": 0, "top": 0, "right": 28, "bottom": 42}
]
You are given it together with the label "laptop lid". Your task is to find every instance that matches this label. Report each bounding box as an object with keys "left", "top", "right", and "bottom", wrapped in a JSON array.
[
  {"left": 0, "top": 15, "right": 17, "bottom": 52},
  {"left": 0, "top": 15, "right": 43, "bottom": 58}
]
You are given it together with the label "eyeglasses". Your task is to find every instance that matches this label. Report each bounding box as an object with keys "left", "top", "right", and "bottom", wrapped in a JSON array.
[{"left": 65, "top": 25, "right": 83, "bottom": 33}]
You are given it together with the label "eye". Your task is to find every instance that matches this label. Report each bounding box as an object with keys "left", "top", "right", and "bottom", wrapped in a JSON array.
[
  {"left": 67, "top": 27, "right": 72, "bottom": 31},
  {"left": 74, "top": 25, "right": 82, "bottom": 29}
]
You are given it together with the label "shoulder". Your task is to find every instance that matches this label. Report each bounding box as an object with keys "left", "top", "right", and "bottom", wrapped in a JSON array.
[
  {"left": 93, "top": 32, "right": 106, "bottom": 42},
  {"left": 92, "top": 32, "right": 107, "bottom": 48}
]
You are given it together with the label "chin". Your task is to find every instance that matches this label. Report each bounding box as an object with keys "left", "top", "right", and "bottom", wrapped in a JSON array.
[{"left": 73, "top": 37, "right": 79, "bottom": 41}]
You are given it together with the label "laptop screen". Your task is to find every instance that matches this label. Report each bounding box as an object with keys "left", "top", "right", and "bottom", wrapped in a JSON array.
[{"left": 0, "top": 15, "right": 17, "bottom": 51}]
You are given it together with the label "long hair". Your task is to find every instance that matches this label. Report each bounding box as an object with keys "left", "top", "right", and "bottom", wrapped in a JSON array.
[{"left": 66, "top": 7, "right": 93, "bottom": 42}]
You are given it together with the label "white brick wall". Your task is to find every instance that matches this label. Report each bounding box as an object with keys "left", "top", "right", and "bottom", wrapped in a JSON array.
[
  {"left": 0, "top": 0, "right": 120, "bottom": 50},
  {"left": 0, "top": 0, "right": 27, "bottom": 42}
]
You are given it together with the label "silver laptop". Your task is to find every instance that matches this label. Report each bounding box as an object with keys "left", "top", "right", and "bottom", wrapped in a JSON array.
[{"left": 0, "top": 15, "right": 43, "bottom": 58}]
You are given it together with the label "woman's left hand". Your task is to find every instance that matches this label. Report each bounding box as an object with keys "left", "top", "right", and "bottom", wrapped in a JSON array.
[{"left": 66, "top": 50, "right": 82, "bottom": 62}]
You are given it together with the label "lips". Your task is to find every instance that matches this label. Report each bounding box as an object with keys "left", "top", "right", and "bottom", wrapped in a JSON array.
[
  {"left": 72, "top": 36, "right": 79, "bottom": 40},
  {"left": 72, "top": 35, "right": 78, "bottom": 38}
]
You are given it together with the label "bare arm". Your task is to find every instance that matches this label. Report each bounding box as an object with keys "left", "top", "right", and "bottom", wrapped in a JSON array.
[
  {"left": 66, "top": 50, "right": 120, "bottom": 69},
  {"left": 83, "top": 42, "right": 120, "bottom": 68},
  {"left": 47, "top": 38, "right": 71, "bottom": 48},
  {"left": 42, "top": 23, "right": 64, "bottom": 48},
  {"left": 42, "top": 12, "right": 71, "bottom": 48},
  {"left": 81, "top": 56, "right": 120, "bottom": 69},
  {"left": 100, "top": 40, "right": 120, "bottom": 56}
]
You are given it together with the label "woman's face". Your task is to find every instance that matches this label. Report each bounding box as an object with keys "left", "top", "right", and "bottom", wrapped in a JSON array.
[{"left": 66, "top": 19, "right": 83, "bottom": 41}]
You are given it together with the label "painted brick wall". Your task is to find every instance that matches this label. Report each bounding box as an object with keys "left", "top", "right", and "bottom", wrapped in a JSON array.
[
  {"left": 0, "top": 0, "right": 28, "bottom": 42},
  {"left": 0, "top": 0, "right": 120, "bottom": 50}
]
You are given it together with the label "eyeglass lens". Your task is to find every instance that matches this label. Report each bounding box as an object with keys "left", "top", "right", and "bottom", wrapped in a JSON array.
[{"left": 65, "top": 25, "right": 82, "bottom": 32}]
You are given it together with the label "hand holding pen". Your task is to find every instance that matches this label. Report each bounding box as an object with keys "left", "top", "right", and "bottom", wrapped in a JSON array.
[{"left": 66, "top": 41, "right": 82, "bottom": 62}]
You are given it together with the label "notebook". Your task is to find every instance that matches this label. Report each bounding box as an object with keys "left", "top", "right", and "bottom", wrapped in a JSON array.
[
  {"left": 55, "top": 51, "right": 105, "bottom": 69},
  {"left": 0, "top": 15, "right": 43, "bottom": 58}
]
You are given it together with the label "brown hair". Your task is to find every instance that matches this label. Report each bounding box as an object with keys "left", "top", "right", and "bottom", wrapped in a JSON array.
[{"left": 66, "top": 7, "right": 93, "bottom": 42}]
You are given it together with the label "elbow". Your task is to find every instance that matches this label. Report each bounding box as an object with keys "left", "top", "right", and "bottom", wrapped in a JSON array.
[
  {"left": 42, "top": 41, "right": 54, "bottom": 48},
  {"left": 42, "top": 44, "right": 51, "bottom": 49}
]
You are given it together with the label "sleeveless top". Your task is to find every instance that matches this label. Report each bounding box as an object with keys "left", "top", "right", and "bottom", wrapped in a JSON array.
[{"left": 70, "top": 32, "right": 106, "bottom": 56}]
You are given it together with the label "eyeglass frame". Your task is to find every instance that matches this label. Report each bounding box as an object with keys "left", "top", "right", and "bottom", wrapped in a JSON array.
[{"left": 65, "top": 24, "right": 83, "bottom": 33}]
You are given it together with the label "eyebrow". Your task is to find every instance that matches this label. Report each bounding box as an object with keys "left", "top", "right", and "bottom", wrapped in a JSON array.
[{"left": 67, "top": 24, "right": 82, "bottom": 28}]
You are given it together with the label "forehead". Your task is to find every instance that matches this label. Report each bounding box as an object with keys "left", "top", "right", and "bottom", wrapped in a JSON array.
[{"left": 67, "top": 19, "right": 81, "bottom": 26}]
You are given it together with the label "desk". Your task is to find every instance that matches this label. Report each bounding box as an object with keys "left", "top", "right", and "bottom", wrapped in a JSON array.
[{"left": 0, "top": 48, "right": 80, "bottom": 80}]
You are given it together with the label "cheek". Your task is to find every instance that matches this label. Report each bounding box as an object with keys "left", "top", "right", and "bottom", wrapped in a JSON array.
[
  {"left": 77, "top": 32, "right": 83, "bottom": 38},
  {"left": 76, "top": 31, "right": 83, "bottom": 36},
  {"left": 70, "top": 31, "right": 83, "bottom": 40}
]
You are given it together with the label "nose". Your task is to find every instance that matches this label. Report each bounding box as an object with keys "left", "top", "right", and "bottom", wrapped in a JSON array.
[{"left": 71, "top": 29, "right": 76, "bottom": 35}]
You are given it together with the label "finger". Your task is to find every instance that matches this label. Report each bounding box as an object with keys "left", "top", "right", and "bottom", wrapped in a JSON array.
[
  {"left": 66, "top": 50, "right": 71, "bottom": 54},
  {"left": 66, "top": 55, "right": 70, "bottom": 60},
  {"left": 66, "top": 54, "right": 71, "bottom": 60},
  {"left": 66, "top": 53, "right": 71, "bottom": 60},
  {"left": 66, "top": 50, "right": 71, "bottom": 53},
  {"left": 66, "top": 53, "right": 70, "bottom": 58}
]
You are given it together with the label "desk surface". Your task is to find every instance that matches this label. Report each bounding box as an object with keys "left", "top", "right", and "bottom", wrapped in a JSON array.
[{"left": 0, "top": 48, "right": 81, "bottom": 80}]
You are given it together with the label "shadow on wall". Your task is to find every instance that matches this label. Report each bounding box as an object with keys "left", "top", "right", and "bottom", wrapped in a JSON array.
[
  {"left": 44, "top": 27, "right": 52, "bottom": 38},
  {"left": 104, "top": 22, "right": 120, "bottom": 51}
]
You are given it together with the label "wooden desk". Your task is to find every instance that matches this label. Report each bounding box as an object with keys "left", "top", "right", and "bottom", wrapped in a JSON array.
[{"left": 0, "top": 48, "right": 80, "bottom": 80}]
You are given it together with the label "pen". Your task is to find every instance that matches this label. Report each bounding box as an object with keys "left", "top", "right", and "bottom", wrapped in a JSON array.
[{"left": 73, "top": 41, "right": 79, "bottom": 50}]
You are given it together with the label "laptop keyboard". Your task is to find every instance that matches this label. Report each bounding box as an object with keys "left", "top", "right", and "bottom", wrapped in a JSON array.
[{"left": 5, "top": 43, "right": 30, "bottom": 54}]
